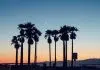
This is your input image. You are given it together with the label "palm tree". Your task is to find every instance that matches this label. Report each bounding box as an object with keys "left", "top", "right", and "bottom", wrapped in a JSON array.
[
  {"left": 59, "top": 27, "right": 66, "bottom": 67},
  {"left": 33, "top": 28, "right": 42, "bottom": 65},
  {"left": 70, "top": 26, "right": 78, "bottom": 67},
  {"left": 59, "top": 25, "right": 71, "bottom": 67},
  {"left": 25, "top": 22, "right": 35, "bottom": 65},
  {"left": 52, "top": 30, "right": 59, "bottom": 67},
  {"left": 11, "top": 36, "right": 20, "bottom": 66},
  {"left": 18, "top": 24, "right": 25, "bottom": 65},
  {"left": 63, "top": 26, "right": 71, "bottom": 67},
  {"left": 45, "top": 30, "right": 52, "bottom": 67}
]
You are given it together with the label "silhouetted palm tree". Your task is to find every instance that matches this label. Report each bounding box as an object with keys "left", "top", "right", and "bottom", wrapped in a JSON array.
[
  {"left": 59, "top": 27, "right": 66, "bottom": 67},
  {"left": 59, "top": 25, "right": 71, "bottom": 67},
  {"left": 11, "top": 36, "right": 20, "bottom": 66},
  {"left": 25, "top": 22, "right": 35, "bottom": 65},
  {"left": 70, "top": 26, "right": 78, "bottom": 67},
  {"left": 63, "top": 26, "right": 71, "bottom": 67},
  {"left": 33, "top": 28, "right": 42, "bottom": 65},
  {"left": 45, "top": 30, "right": 52, "bottom": 67},
  {"left": 52, "top": 30, "right": 59, "bottom": 67},
  {"left": 18, "top": 24, "right": 25, "bottom": 65}
]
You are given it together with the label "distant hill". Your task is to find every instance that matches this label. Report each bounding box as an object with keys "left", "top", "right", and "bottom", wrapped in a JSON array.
[
  {"left": 37, "top": 58, "right": 100, "bottom": 67},
  {"left": 77, "top": 59, "right": 100, "bottom": 67}
]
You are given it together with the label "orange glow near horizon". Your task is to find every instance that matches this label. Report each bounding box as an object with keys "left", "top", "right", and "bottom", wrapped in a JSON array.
[
  {"left": 0, "top": 41, "right": 100, "bottom": 63},
  {"left": 0, "top": 49, "right": 100, "bottom": 63}
]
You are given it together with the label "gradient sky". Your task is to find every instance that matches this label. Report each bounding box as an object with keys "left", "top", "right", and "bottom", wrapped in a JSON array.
[{"left": 0, "top": 0, "right": 100, "bottom": 63}]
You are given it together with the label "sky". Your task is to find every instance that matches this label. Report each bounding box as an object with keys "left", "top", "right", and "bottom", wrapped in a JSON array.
[{"left": 0, "top": 0, "right": 100, "bottom": 63}]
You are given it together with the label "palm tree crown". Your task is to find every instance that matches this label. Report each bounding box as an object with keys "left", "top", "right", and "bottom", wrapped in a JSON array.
[
  {"left": 25, "top": 22, "right": 35, "bottom": 44},
  {"left": 59, "top": 25, "right": 71, "bottom": 41},
  {"left": 45, "top": 30, "right": 52, "bottom": 44},
  {"left": 33, "top": 28, "right": 42, "bottom": 42},
  {"left": 12, "top": 36, "right": 20, "bottom": 48},
  {"left": 52, "top": 30, "right": 59, "bottom": 42},
  {"left": 70, "top": 26, "right": 78, "bottom": 39}
]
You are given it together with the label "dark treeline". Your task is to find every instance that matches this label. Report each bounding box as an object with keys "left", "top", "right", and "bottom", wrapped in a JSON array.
[{"left": 11, "top": 22, "right": 79, "bottom": 70}]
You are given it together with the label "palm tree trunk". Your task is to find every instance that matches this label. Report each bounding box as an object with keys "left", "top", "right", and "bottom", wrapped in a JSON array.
[
  {"left": 16, "top": 49, "right": 18, "bottom": 66},
  {"left": 34, "top": 41, "right": 37, "bottom": 65},
  {"left": 63, "top": 41, "right": 65, "bottom": 67},
  {"left": 28, "top": 44, "right": 31, "bottom": 65},
  {"left": 20, "top": 42, "right": 23, "bottom": 65},
  {"left": 55, "top": 41, "right": 56, "bottom": 67},
  {"left": 71, "top": 39, "right": 73, "bottom": 68},
  {"left": 49, "top": 43, "right": 51, "bottom": 67},
  {"left": 65, "top": 41, "right": 67, "bottom": 67}
]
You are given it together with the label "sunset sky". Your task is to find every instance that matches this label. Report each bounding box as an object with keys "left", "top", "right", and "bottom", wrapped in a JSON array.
[{"left": 0, "top": 0, "right": 100, "bottom": 63}]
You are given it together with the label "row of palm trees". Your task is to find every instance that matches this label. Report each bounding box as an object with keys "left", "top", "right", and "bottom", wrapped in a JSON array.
[
  {"left": 11, "top": 22, "right": 78, "bottom": 68},
  {"left": 45, "top": 25, "right": 78, "bottom": 67},
  {"left": 11, "top": 22, "right": 42, "bottom": 66}
]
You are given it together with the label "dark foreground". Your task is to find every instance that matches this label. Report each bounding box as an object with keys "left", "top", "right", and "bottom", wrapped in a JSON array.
[{"left": 0, "top": 65, "right": 100, "bottom": 70}]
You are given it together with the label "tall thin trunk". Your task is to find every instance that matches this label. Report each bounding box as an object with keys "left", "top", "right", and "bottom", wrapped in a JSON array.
[
  {"left": 20, "top": 42, "right": 23, "bottom": 65},
  {"left": 28, "top": 44, "right": 31, "bottom": 65},
  {"left": 65, "top": 41, "right": 67, "bottom": 67},
  {"left": 34, "top": 41, "right": 37, "bottom": 65},
  {"left": 16, "top": 48, "right": 18, "bottom": 66},
  {"left": 71, "top": 39, "right": 73, "bottom": 67},
  {"left": 55, "top": 41, "right": 56, "bottom": 67},
  {"left": 49, "top": 43, "right": 51, "bottom": 67},
  {"left": 63, "top": 41, "right": 65, "bottom": 67}
]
